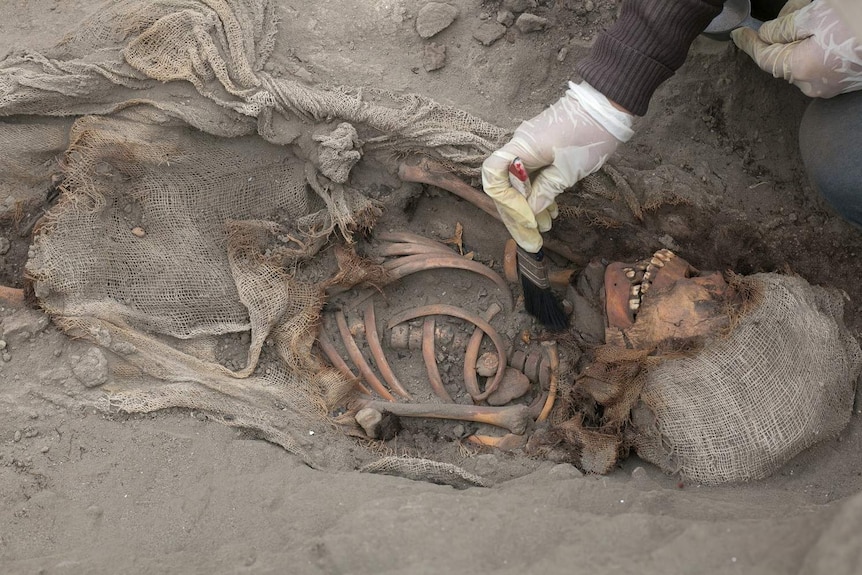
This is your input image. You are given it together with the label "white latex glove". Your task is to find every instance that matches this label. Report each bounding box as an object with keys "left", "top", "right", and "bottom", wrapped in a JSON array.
[
  {"left": 731, "top": 0, "right": 862, "bottom": 98},
  {"left": 481, "top": 81, "right": 634, "bottom": 253}
]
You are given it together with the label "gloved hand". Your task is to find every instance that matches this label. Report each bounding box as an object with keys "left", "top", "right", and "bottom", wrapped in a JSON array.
[
  {"left": 481, "top": 81, "right": 634, "bottom": 253},
  {"left": 731, "top": 0, "right": 862, "bottom": 98}
]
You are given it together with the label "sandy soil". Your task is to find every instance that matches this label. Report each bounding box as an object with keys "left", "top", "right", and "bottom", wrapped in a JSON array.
[{"left": 2, "top": 1, "right": 862, "bottom": 574}]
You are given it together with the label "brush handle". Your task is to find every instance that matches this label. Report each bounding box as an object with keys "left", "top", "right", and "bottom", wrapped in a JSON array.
[{"left": 516, "top": 246, "right": 552, "bottom": 289}]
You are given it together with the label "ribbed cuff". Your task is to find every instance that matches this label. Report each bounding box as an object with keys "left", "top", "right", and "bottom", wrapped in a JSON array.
[
  {"left": 576, "top": 0, "right": 723, "bottom": 116},
  {"left": 577, "top": 34, "right": 674, "bottom": 117}
]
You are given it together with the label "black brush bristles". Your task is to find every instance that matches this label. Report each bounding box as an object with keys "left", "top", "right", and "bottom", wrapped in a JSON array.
[{"left": 516, "top": 247, "right": 569, "bottom": 331}]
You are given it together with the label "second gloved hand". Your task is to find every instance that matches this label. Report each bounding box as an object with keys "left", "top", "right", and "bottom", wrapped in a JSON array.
[
  {"left": 481, "top": 81, "right": 634, "bottom": 253},
  {"left": 731, "top": 0, "right": 862, "bottom": 98}
]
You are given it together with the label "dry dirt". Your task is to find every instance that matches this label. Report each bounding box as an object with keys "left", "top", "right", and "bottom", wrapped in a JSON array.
[{"left": 2, "top": 1, "right": 862, "bottom": 574}]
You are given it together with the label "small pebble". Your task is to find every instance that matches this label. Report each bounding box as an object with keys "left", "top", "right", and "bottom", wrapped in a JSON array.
[
  {"left": 131, "top": 227, "right": 146, "bottom": 237},
  {"left": 416, "top": 2, "right": 459, "bottom": 38},
  {"left": 473, "top": 453, "right": 499, "bottom": 476},
  {"left": 14, "top": 430, "right": 21, "bottom": 442},
  {"left": 0, "top": 339, "right": 6, "bottom": 350},
  {"left": 423, "top": 42, "right": 447, "bottom": 72},
  {"left": 40, "top": 446, "right": 50, "bottom": 454},
  {"left": 86, "top": 504, "right": 103, "bottom": 518},
  {"left": 2, "top": 352, "right": 10, "bottom": 362},
  {"left": 473, "top": 20, "right": 507, "bottom": 46},
  {"left": 514, "top": 13, "right": 550, "bottom": 33},
  {"left": 631, "top": 466, "right": 648, "bottom": 480}
]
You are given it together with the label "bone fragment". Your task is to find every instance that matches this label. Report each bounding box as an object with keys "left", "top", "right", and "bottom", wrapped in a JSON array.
[
  {"left": 476, "top": 352, "right": 499, "bottom": 377},
  {"left": 355, "top": 407, "right": 400, "bottom": 440},
  {"left": 355, "top": 408, "right": 383, "bottom": 439},
  {"left": 466, "top": 433, "right": 528, "bottom": 451},
  {"left": 0, "top": 286, "right": 25, "bottom": 306}
]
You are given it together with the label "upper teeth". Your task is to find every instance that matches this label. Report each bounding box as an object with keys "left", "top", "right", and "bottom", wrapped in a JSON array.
[{"left": 624, "top": 249, "right": 676, "bottom": 319}]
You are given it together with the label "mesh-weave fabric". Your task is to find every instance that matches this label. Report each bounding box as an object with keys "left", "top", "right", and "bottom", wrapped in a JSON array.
[{"left": 633, "top": 274, "right": 861, "bottom": 485}]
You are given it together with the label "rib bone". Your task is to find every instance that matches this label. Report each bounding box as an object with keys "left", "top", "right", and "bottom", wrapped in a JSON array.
[{"left": 387, "top": 304, "right": 508, "bottom": 402}]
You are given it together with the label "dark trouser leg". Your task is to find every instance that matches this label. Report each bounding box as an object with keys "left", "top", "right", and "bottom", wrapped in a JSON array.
[{"left": 798, "top": 91, "right": 862, "bottom": 228}]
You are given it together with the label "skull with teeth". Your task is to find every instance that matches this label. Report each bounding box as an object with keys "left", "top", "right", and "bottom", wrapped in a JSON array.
[
  {"left": 552, "top": 251, "right": 860, "bottom": 483},
  {"left": 530, "top": 249, "right": 739, "bottom": 474},
  {"left": 602, "top": 249, "right": 734, "bottom": 350}
]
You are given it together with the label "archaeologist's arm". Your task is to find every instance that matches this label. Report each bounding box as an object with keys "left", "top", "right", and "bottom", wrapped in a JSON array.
[
  {"left": 731, "top": 0, "right": 862, "bottom": 98},
  {"left": 482, "top": 0, "right": 724, "bottom": 252}
]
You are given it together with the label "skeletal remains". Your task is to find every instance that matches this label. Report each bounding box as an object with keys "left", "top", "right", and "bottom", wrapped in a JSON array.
[
  {"left": 315, "top": 219, "right": 562, "bottom": 441},
  {"left": 311, "top": 157, "right": 858, "bottom": 482},
  {"left": 314, "top": 157, "right": 715, "bottom": 455}
]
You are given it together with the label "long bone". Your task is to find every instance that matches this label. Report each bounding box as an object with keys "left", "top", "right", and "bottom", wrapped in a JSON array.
[
  {"left": 375, "top": 242, "right": 452, "bottom": 257},
  {"left": 397, "top": 157, "right": 586, "bottom": 265},
  {"left": 376, "top": 230, "right": 451, "bottom": 250},
  {"left": 465, "top": 379, "right": 550, "bottom": 450},
  {"left": 382, "top": 254, "right": 513, "bottom": 310},
  {"left": 354, "top": 399, "right": 533, "bottom": 435},
  {"left": 316, "top": 330, "right": 371, "bottom": 395},
  {"left": 0, "top": 286, "right": 24, "bottom": 306},
  {"left": 386, "top": 304, "right": 508, "bottom": 402},
  {"left": 335, "top": 310, "right": 396, "bottom": 402},
  {"left": 363, "top": 301, "right": 412, "bottom": 400}
]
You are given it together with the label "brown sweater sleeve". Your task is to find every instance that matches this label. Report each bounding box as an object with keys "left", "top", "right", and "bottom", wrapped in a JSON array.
[{"left": 577, "top": 0, "right": 725, "bottom": 116}]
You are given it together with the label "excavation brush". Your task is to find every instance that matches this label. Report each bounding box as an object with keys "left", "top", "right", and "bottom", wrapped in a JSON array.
[{"left": 507, "top": 157, "right": 569, "bottom": 331}]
